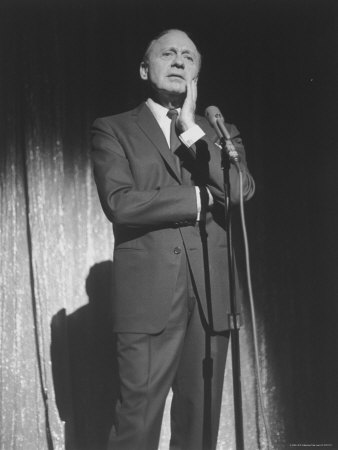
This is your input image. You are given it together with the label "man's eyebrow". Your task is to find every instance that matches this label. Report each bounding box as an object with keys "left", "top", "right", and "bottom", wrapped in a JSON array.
[
  {"left": 161, "top": 46, "right": 178, "bottom": 52},
  {"left": 161, "top": 46, "right": 195, "bottom": 55}
]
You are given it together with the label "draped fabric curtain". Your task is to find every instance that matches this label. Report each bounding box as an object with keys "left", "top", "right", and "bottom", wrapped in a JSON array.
[{"left": 1, "top": 1, "right": 337, "bottom": 449}]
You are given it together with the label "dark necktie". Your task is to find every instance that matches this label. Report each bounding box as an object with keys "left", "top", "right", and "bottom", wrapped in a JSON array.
[
  {"left": 167, "top": 109, "right": 181, "bottom": 151},
  {"left": 167, "top": 109, "right": 181, "bottom": 175}
]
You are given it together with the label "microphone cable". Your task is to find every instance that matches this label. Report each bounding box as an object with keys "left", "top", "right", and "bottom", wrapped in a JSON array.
[{"left": 235, "top": 162, "right": 273, "bottom": 450}]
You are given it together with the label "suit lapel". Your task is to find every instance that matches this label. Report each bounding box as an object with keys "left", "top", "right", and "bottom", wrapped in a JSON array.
[{"left": 134, "top": 102, "right": 181, "bottom": 183}]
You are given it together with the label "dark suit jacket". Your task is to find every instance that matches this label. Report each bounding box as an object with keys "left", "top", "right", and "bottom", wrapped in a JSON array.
[{"left": 91, "top": 102, "right": 255, "bottom": 334}]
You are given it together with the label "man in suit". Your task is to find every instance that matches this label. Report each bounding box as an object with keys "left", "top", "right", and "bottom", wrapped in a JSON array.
[{"left": 91, "top": 29, "right": 255, "bottom": 450}]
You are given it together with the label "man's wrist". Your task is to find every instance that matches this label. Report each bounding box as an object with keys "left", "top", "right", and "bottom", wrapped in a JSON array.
[{"left": 178, "top": 120, "right": 196, "bottom": 132}]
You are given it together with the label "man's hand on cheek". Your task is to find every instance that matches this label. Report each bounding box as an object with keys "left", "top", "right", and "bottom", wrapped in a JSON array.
[{"left": 177, "top": 77, "right": 198, "bottom": 132}]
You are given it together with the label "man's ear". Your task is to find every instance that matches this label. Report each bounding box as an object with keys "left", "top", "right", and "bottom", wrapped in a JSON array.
[{"left": 139, "top": 61, "right": 148, "bottom": 80}]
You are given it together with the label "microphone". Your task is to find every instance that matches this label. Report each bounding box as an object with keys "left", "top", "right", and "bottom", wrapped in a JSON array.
[{"left": 205, "top": 106, "right": 240, "bottom": 163}]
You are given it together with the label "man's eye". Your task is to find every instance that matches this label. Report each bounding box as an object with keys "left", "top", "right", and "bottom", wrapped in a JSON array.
[
  {"left": 162, "top": 51, "right": 173, "bottom": 57},
  {"left": 184, "top": 55, "right": 194, "bottom": 62}
]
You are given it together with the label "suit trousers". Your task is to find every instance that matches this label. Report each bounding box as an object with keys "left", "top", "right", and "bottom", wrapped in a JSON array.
[{"left": 107, "top": 249, "right": 230, "bottom": 450}]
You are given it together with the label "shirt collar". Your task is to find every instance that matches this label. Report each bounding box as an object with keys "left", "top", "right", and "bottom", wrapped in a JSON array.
[{"left": 146, "top": 98, "right": 181, "bottom": 123}]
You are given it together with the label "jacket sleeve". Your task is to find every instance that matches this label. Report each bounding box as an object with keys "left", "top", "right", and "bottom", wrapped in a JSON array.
[{"left": 91, "top": 117, "right": 198, "bottom": 228}]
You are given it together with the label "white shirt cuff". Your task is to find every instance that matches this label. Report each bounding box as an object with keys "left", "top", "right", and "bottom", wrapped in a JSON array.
[
  {"left": 195, "top": 186, "right": 201, "bottom": 221},
  {"left": 179, "top": 124, "right": 205, "bottom": 147},
  {"left": 195, "top": 187, "right": 214, "bottom": 222}
]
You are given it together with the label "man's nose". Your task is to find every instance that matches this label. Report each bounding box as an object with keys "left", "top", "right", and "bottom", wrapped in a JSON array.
[{"left": 172, "top": 54, "right": 185, "bottom": 67}]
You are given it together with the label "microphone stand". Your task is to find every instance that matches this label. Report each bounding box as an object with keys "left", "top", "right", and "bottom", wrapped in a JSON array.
[{"left": 220, "top": 136, "right": 245, "bottom": 450}]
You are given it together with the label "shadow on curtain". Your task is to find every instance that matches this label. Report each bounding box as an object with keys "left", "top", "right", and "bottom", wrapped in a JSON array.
[{"left": 51, "top": 261, "right": 118, "bottom": 450}]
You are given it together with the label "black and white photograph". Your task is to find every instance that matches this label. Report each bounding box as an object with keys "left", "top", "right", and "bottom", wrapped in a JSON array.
[{"left": 1, "top": 0, "right": 338, "bottom": 449}]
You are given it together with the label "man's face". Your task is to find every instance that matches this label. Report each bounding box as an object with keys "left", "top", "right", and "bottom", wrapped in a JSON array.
[{"left": 140, "top": 30, "right": 200, "bottom": 98}]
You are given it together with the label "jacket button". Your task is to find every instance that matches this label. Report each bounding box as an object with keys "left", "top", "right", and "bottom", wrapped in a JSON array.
[{"left": 173, "top": 246, "right": 182, "bottom": 254}]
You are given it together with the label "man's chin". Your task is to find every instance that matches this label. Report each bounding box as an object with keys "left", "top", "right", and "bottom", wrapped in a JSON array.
[{"left": 164, "top": 79, "right": 186, "bottom": 94}]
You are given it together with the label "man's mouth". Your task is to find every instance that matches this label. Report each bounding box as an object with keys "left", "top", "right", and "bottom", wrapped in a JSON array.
[{"left": 168, "top": 74, "right": 184, "bottom": 80}]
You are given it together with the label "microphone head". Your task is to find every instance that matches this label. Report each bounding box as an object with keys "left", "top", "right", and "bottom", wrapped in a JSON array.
[
  {"left": 205, "top": 105, "right": 234, "bottom": 145},
  {"left": 205, "top": 105, "right": 224, "bottom": 125},
  {"left": 205, "top": 106, "right": 224, "bottom": 139}
]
